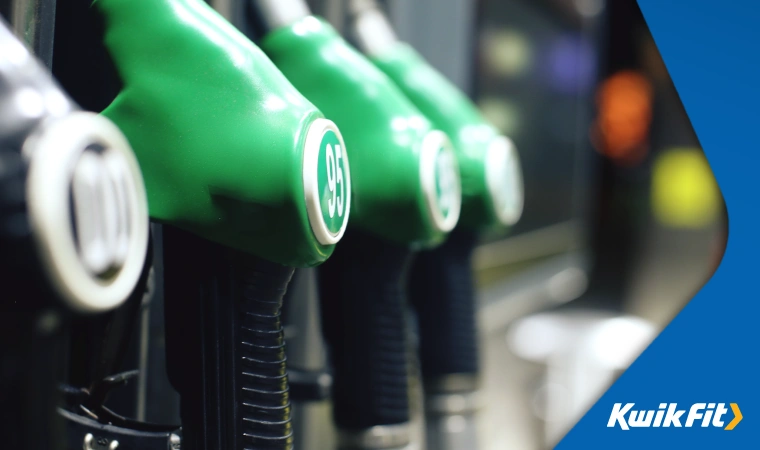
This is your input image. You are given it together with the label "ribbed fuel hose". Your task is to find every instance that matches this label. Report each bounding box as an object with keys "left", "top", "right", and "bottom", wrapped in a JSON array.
[
  {"left": 319, "top": 230, "right": 414, "bottom": 438},
  {"left": 408, "top": 229, "right": 480, "bottom": 385},
  {"left": 164, "top": 227, "right": 295, "bottom": 450},
  {"left": 236, "top": 253, "right": 293, "bottom": 448}
]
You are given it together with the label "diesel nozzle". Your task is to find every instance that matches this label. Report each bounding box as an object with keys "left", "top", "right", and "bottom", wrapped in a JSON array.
[
  {"left": 0, "top": 18, "right": 149, "bottom": 314},
  {"left": 0, "top": 15, "right": 150, "bottom": 450}
]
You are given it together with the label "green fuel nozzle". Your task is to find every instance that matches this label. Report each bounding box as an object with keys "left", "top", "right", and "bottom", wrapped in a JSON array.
[
  {"left": 94, "top": 0, "right": 351, "bottom": 268},
  {"left": 260, "top": 14, "right": 461, "bottom": 249},
  {"left": 351, "top": 3, "right": 524, "bottom": 232}
]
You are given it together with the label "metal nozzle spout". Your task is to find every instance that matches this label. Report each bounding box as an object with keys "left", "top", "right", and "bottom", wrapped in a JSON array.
[
  {"left": 247, "top": 0, "right": 312, "bottom": 35},
  {"left": 348, "top": 0, "right": 399, "bottom": 57}
]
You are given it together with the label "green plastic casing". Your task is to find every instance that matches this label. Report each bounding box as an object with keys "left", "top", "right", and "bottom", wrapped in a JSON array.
[
  {"left": 94, "top": 0, "right": 351, "bottom": 267},
  {"left": 260, "top": 17, "right": 460, "bottom": 248},
  {"left": 372, "top": 43, "right": 523, "bottom": 231}
]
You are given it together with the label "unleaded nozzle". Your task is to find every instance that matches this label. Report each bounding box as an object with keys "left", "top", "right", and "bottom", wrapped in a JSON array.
[
  {"left": 261, "top": 16, "right": 462, "bottom": 247},
  {"left": 353, "top": 5, "right": 524, "bottom": 231},
  {"left": 94, "top": 0, "right": 351, "bottom": 267},
  {"left": 0, "top": 18, "right": 149, "bottom": 313}
]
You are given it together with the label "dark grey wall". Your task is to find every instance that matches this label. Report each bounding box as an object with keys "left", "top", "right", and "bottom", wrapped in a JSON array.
[
  {"left": 312, "top": 0, "right": 476, "bottom": 92},
  {"left": 385, "top": 0, "right": 476, "bottom": 92}
]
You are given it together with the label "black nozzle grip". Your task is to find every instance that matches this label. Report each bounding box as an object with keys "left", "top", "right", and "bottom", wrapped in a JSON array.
[
  {"left": 1, "top": 150, "right": 64, "bottom": 450},
  {"left": 319, "top": 231, "right": 413, "bottom": 431},
  {"left": 163, "top": 227, "right": 294, "bottom": 450},
  {"left": 408, "top": 229, "right": 480, "bottom": 384},
  {"left": 0, "top": 149, "right": 40, "bottom": 282}
]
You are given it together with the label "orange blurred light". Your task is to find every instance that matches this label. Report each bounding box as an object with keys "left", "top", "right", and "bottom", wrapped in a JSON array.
[{"left": 591, "top": 70, "right": 654, "bottom": 166}]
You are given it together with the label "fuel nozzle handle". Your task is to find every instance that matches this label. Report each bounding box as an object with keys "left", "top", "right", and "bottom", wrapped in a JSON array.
[
  {"left": 0, "top": 147, "right": 64, "bottom": 450},
  {"left": 319, "top": 231, "right": 414, "bottom": 448},
  {"left": 408, "top": 229, "right": 480, "bottom": 384}
]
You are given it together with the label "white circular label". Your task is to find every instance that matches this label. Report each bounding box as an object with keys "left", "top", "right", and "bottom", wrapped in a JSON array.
[
  {"left": 420, "top": 130, "right": 462, "bottom": 233},
  {"left": 71, "top": 149, "right": 133, "bottom": 277},
  {"left": 486, "top": 136, "right": 524, "bottom": 226},
  {"left": 302, "top": 118, "right": 351, "bottom": 246},
  {"left": 25, "top": 112, "right": 149, "bottom": 313}
]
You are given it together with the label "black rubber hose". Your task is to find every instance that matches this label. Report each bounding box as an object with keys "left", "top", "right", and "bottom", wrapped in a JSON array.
[
  {"left": 408, "top": 229, "right": 480, "bottom": 384},
  {"left": 281, "top": 268, "right": 332, "bottom": 402},
  {"left": 237, "top": 253, "right": 294, "bottom": 448},
  {"left": 0, "top": 311, "right": 65, "bottom": 450},
  {"left": 319, "top": 230, "right": 414, "bottom": 431},
  {"left": 67, "top": 239, "right": 153, "bottom": 415},
  {"left": 0, "top": 148, "right": 36, "bottom": 272},
  {"left": 164, "top": 227, "right": 294, "bottom": 450}
]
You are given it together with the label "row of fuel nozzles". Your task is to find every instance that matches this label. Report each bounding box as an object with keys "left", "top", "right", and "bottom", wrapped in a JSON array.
[{"left": 0, "top": 0, "right": 523, "bottom": 449}]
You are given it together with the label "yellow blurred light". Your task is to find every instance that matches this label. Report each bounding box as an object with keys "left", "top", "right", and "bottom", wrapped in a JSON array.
[
  {"left": 652, "top": 148, "right": 721, "bottom": 229},
  {"left": 482, "top": 30, "right": 532, "bottom": 77}
]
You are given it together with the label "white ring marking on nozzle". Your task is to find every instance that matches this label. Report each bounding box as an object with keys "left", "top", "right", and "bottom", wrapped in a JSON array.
[
  {"left": 302, "top": 118, "right": 351, "bottom": 246},
  {"left": 25, "top": 112, "right": 149, "bottom": 313},
  {"left": 485, "top": 135, "right": 524, "bottom": 226},
  {"left": 420, "top": 130, "right": 462, "bottom": 233}
]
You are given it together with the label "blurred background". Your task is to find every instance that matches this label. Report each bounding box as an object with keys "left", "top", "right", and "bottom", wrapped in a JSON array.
[{"left": 312, "top": 0, "right": 726, "bottom": 448}]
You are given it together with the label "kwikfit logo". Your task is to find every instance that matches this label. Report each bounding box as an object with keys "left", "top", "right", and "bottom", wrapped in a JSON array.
[{"left": 607, "top": 403, "right": 743, "bottom": 430}]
